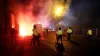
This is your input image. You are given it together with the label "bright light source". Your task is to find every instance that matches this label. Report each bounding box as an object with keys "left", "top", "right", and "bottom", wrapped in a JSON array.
[
  {"left": 19, "top": 25, "right": 33, "bottom": 37},
  {"left": 55, "top": 7, "right": 63, "bottom": 15},
  {"left": 19, "top": 27, "right": 26, "bottom": 37},
  {"left": 53, "top": 5, "right": 65, "bottom": 17}
]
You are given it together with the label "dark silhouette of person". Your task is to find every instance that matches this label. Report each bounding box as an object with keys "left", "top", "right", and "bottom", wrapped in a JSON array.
[{"left": 32, "top": 25, "right": 40, "bottom": 46}]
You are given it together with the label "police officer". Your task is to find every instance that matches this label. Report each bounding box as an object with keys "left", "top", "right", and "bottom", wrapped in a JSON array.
[
  {"left": 67, "top": 27, "right": 72, "bottom": 41},
  {"left": 32, "top": 25, "right": 40, "bottom": 46},
  {"left": 56, "top": 27, "right": 63, "bottom": 43},
  {"left": 87, "top": 28, "right": 92, "bottom": 40}
]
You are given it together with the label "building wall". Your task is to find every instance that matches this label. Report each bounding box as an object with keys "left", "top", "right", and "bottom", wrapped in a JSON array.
[
  {"left": 0, "top": 0, "right": 12, "bottom": 33},
  {"left": 0, "top": 0, "right": 6, "bottom": 33}
]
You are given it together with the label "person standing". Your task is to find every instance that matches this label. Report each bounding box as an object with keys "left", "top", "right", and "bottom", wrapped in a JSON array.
[
  {"left": 87, "top": 28, "right": 92, "bottom": 40},
  {"left": 56, "top": 27, "right": 63, "bottom": 43},
  {"left": 32, "top": 25, "right": 40, "bottom": 46},
  {"left": 67, "top": 27, "right": 72, "bottom": 41}
]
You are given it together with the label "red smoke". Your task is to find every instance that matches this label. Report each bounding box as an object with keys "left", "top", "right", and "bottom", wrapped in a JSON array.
[{"left": 16, "top": 0, "right": 52, "bottom": 36}]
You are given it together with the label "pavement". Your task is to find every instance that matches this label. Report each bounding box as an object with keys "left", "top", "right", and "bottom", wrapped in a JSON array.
[
  {"left": 44, "top": 31, "right": 100, "bottom": 56},
  {"left": 0, "top": 32, "right": 100, "bottom": 56}
]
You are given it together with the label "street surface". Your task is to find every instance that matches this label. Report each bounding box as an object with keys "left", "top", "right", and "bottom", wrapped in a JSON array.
[{"left": 0, "top": 31, "right": 100, "bottom": 56}]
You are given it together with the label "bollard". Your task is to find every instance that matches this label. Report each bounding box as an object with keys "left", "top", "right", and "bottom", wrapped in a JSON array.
[{"left": 96, "top": 28, "right": 97, "bottom": 37}]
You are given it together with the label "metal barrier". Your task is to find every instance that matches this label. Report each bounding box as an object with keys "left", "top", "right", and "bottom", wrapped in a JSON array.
[{"left": 71, "top": 28, "right": 100, "bottom": 37}]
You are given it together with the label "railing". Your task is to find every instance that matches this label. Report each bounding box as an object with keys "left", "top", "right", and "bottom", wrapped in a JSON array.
[{"left": 71, "top": 28, "right": 100, "bottom": 37}]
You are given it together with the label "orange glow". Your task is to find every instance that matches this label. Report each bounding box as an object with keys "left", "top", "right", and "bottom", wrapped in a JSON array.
[
  {"left": 19, "top": 25, "right": 33, "bottom": 36},
  {"left": 17, "top": 11, "right": 50, "bottom": 36},
  {"left": 16, "top": 0, "right": 51, "bottom": 36},
  {"left": 18, "top": 12, "right": 33, "bottom": 36},
  {"left": 19, "top": 27, "right": 26, "bottom": 37},
  {"left": 11, "top": 13, "right": 15, "bottom": 28},
  {"left": 10, "top": 0, "right": 71, "bottom": 37}
]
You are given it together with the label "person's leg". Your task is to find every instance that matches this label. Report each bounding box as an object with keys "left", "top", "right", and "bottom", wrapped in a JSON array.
[
  {"left": 37, "top": 37, "right": 40, "bottom": 46},
  {"left": 60, "top": 35, "right": 62, "bottom": 43},
  {"left": 58, "top": 36, "right": 60, "bottom": 43},
  {"left": 33, "top": 37, "right": 36, "bottom": 46},
  {"left": 31, "top": 35, "right": 34, "bottom": 45},
  {"left": 56, "top": 35, "right": 59, "bottom": 43}
]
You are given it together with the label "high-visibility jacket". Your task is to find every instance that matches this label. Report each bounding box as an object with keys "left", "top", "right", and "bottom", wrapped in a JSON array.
[
  {"left": 57, "top": 30, "right": 63, "bottom": 35},
  {"left": 87, "top": 30, "right": 92, "bottom": 35},
  {"left": 33, "top": 29, "right": 38, "bottom": 36},
  {"left": 67, "top": 29, "right": 72, "bottom": 33}
]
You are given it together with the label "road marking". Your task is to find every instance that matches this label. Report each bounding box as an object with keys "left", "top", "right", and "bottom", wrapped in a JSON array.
[{"left": 43, "top": 41, "right": 68, "bottom": 56}]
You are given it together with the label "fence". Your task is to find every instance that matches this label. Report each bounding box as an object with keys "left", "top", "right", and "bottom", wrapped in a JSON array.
[{"left": 72, "top": 28, "right": 100, "bottom": 37}]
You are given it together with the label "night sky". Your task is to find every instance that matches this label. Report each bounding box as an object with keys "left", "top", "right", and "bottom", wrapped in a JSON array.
[{"left": 70, "top": 0, "right": 100, "bottom": 28}]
